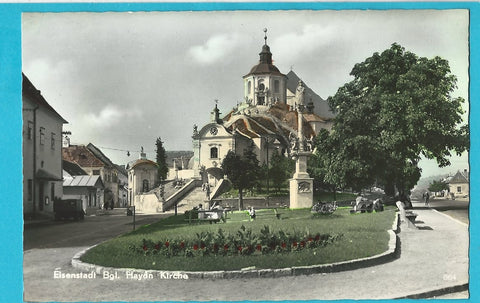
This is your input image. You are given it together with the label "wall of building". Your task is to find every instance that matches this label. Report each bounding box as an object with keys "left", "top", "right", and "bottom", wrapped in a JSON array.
[
  {"left": 63, "top": 187, "right": 104, "bottom": 214},
  {"left": 449, "top": 183, "right": 469, "bottom": 197},
  {"left": 244, "top": 74, "right": 287, "bottom": 106},
  {"left": 23, "top": 96, "right": 64, "bottom": 217}
]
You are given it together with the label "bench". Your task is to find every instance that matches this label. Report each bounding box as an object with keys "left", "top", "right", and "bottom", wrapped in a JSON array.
[
  {"left": 396, "top": 201, "right": 417, "bottom": 229},
  {"left": 186, "top": 209, "right": 228, "bottom": 224}
]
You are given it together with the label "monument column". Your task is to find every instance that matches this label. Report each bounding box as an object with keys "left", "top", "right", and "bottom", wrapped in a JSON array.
[{"left": 289, "top": 80, "right": 314, "bottom": 209}]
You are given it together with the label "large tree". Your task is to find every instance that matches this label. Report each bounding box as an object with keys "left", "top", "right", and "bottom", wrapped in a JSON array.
[
  {"left": 221, "top": 146, "right": 261, "bottom": 210},
  {"left": 155, "top": 137, "right": 168, "bottom": 182},
  {"left": 314, "top": 43, "right": 468, "bottom": 196}
]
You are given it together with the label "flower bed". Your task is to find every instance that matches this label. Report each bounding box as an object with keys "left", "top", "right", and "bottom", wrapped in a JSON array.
[{"left": 131, "top": 225, "right": 342, "bottom": 257}]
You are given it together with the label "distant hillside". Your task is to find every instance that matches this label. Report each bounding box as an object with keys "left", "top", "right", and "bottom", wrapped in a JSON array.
[{"left": 165, "top": 151, "right": 194, "bottom": 168}]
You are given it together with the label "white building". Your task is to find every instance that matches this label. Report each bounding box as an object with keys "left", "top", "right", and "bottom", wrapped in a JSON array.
[
  {"left": 126, "top": 151, "right": 158, "bottom": 208},
  {"left": 192, "top": 32, "right": 334, "bottom": 186},
  {"left": 22, "top": 73, "right": 68, "bottom": 219}
]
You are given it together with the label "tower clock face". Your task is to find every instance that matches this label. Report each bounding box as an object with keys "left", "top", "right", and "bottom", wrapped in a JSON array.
[{"left": 210, "top": 127, "right": 218, "bottom": 135}]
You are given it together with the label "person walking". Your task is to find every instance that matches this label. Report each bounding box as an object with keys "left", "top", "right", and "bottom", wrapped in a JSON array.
[{"left": 423, "top": 191, "right": 430, "bottom": 206}]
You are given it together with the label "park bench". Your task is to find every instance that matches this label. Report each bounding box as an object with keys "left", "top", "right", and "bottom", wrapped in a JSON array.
[
  {"left": 396, "top": 201, "right": 417, "bottom": 229},
  {"left": 186, "top": 209, "right": 228, "bottom": 224}
]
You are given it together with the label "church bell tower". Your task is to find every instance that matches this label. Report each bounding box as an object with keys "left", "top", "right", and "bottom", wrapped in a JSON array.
[{"left": 243, "top": 29, "right": 287, "bottom": 107}]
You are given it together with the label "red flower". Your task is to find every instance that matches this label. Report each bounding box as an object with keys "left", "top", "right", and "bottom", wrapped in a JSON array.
[
  {"left": 300, "top": 241, "right": 306, "bottom": 247},
  {"left": 224, "top": 244, "right": 229, "bottom": 251},
  {"left": 143, "top": 245, "right": 148, "bottom": 251},
  {"left": 237, "top": 246, "right": 242, "bottom": 252},
  {"left": 315, "top": 235, "right": 320, "bottom": 241},
  {"left": 180, "top": 242, "right": 185, "bottom": 249},
  {"left": 256, "top": 244, "right": 262, "bottom": 251},
  {"left": 165, "top": 241, "right": 170, "bottom": 248},
  {"left": 293, "top": 241, "right": 298, "bottom": 247},
  {"left": 193, "top": 244, "right": 199, "bottom": 250},
  {"left": 154, "top": 244, "right": 160, "bottom": 250},
  {"left": 308, "top": 237, "right": 313, "bottom": 242},
  {"left": 281, "top": 242, "right": 287, "bottom": 248}
]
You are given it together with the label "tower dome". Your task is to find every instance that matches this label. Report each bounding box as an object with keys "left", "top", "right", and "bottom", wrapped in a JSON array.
[{"left": 243, "top": 29, "right": 287, "bottom": 106}]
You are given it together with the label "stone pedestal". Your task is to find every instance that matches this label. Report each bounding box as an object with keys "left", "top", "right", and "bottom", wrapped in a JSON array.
[
  {"left": 289, "top": 152, "right": 314, "bottom": 209},
  {"left": 289, "top": 177, "right": 314, "bottom": 209}
]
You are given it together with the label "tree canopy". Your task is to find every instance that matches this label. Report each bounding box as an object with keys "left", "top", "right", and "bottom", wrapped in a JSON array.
[
  {"left": 155, "top": 137, "right": 168, "bottom": 182},
  {"left": 428, "top": 180, "right": 449, "bottom": 193},
  {"left": 312, "top": 43, "right": 468, "bottom": 196},
  {"left": 221, "top": 146, "right": 260, "bottom": 210}
]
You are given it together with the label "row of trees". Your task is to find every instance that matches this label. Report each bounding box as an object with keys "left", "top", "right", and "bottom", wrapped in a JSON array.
[{"left": 309, "top": 43, "right": 468, "bottom": 198}]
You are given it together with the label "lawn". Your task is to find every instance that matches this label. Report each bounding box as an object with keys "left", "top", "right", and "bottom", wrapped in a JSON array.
[{"left": 81, "top": 207, "right": 395, "bottom": 271}]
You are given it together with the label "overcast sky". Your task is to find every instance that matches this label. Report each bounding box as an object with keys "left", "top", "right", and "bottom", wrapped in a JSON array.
[{"left": 22, "top": 9, "right": 469, "bottom": 177}]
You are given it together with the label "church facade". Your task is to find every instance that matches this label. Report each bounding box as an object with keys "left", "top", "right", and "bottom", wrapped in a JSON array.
[{"left": 193, "top": 31, "right": 335, "bottom": 186}]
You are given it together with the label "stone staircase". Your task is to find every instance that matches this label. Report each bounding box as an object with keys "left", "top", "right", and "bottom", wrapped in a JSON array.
[{"left": 172, "top": 187, "right": 209, "bottom": 213}]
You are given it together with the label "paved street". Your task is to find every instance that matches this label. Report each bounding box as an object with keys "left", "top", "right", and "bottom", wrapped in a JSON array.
[
  {"left": 23, "top": 200, "right": 469, "bottom": 302},
  {"left": 427, "top": 197, "right": 469, "bottom": 225},
  {"left": 24, "top": 210, "right": 169, "bottom": 250}
]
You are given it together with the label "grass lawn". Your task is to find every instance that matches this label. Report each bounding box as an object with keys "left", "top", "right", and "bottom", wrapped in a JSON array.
[{"left": 81, "top": 207, "right": 395, "bottom": 271}]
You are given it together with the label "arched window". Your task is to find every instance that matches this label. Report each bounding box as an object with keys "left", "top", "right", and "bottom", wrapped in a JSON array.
[
  {"left": 142, "top": 179, "right": 149, "bottom": 192},
  {"left": 210, "top": 147, "right": 218, "bottom": 159},
  {"left": 247, "top": 81, "right": 252, "bottom": 94}
]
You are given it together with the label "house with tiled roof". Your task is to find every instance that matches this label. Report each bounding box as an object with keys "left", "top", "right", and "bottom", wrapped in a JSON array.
[
  {"left": 62, "top": 143, "right": 121, "bottom": 208},
  {"left": 22, "top": 73, "right": 68, "bottom": 219},
  {"left": 448, "top": 169, "right": 469, "bottom": 198},
  {"left": 192, "top": 32, "right": 334, "bottom": 187}
]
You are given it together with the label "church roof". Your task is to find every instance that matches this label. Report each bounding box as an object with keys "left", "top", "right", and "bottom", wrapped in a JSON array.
[
  {"left": 223, "top": 103, "right": 315, "bottom": 142},
  {"left": 286, "top": 70, "right": 335, "bottom": 119},
  {"left": 127, "top": 159, "right": 158, "bottom": 170},
  {"left": 244, "top": 43, "right": 285, "bottom": 78}
]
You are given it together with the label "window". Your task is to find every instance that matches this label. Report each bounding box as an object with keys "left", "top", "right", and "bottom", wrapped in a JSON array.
[
  {"left": 142, "top": 179, "right": 149, "bottom": 192},
  {"left": 27, "top": 121, "right": 33, "bottom": 140},
  {"left": 274, "top": 80, "right": 280, "bottom": 93},
  {"left": 248, "top": 81, "right": 252, "bottom": 94},
  {"left": 457, "top": 186, "right": 462, "bottom": 193},
  {"left": 51, "top": 133, "right": 55, "bottom": 150},
  {"left": 39, "top": 127, "right": 45, "bottom": 145},
  {"left": 27, "top": 179, "right": 33, "bottom": 201},
  {"left": 210, "top": 147, "right": 218, "bottom": 159},
  {"left": 51, "top": 183, "right": 55, "bottom": 201}
]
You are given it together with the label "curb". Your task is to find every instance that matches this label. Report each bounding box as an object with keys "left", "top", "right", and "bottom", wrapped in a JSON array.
[
  {"left": 394, "top": 283, "right": 469, "bottom": 299},
  {"left": 72, "top": 222, "right": 400, "bottom": 280}
]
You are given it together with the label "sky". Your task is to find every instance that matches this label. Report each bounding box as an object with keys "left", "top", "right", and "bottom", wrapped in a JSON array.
[{"left": 22, "top": 9, "right": 469, "bottom": 178}]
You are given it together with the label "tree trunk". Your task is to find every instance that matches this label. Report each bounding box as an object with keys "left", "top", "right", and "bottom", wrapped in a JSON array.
[{"left": 238, "top": 189, "right": 244, "bottom": 211}]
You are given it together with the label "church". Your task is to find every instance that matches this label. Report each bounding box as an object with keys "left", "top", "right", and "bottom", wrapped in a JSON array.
[{"left": 192, "top": 30, "right": 335, "bottom": 187}]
